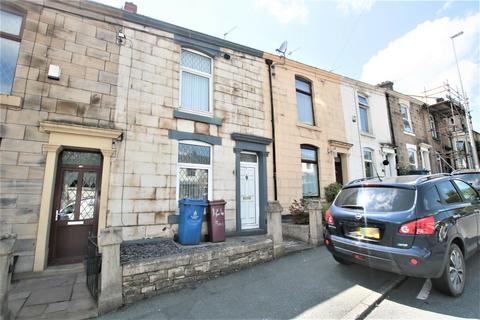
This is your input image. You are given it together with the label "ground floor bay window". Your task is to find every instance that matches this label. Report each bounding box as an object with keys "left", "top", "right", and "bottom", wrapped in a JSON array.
[
  {"left": 177, "top": 141, "right": 212, "bottom": 200},
  {"left": 301, "top": 145, "right": 319, "bottom": 197}
]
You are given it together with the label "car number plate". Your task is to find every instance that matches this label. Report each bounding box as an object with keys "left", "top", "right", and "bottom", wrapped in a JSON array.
[{"left": 348, "top": 227, "right": 380, "bottom": 240}]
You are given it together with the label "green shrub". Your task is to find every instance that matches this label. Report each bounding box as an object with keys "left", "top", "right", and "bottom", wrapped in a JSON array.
[{"left": 324, "top": 182, "right": 342, "bottom": 203}]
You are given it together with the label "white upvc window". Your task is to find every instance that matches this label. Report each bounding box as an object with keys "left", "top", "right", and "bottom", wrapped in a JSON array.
[
  {"left": 429, "top": 114, "right": 438, "bottom": 139},
  {"left": 180, "top": 49, "right": 213, "bottom": 114},
  {"left": 358, "top": 94, "right": 370, "bottom": 133},
  {"left": 400, "top": 103, "right": 413, "bottom": 134},
  {"left": 363, "top": 148, "right": 374, "bottom": 178},
  {"left": 406, "top": 144, "right": 417, "bottom": 169},
  {"left": 176, "top": 141, "right": 212, "bottom": 201}
]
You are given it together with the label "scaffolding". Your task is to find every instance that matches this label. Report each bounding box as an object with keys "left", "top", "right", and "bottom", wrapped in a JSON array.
[{"left": 410, "top": 81, "right": 475, "bottom": 171}]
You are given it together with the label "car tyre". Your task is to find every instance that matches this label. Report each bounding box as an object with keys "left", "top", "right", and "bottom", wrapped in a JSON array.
[
  {"left": 333, "top": 254, "right": 353, "bottom": 265},
  {"left": 432, "top": 243, "right": 465, "bottom": 297}
]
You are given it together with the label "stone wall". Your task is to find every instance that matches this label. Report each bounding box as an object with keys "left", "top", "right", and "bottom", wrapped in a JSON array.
[
  {"left": 122, "top": 238, "right": 273, "bottom": 304},
  {"left": 1, "top": 0, "right": 267, "bottom": 273},
  {"left": 387, "top": 92, "right": 442, "bottom": 173},
  {"left": 282, "top": 223, "right": 309, "bottom": 243}
]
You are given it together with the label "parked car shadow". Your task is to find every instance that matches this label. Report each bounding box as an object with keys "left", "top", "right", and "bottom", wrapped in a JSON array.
[{"left": 373, "top": 252, "right": 480, "bottom": 320}]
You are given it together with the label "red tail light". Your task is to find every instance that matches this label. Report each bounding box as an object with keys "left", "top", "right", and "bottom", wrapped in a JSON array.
[
  {"left": 325, "top": 209, "right": 334, "bottom": 226},
  {"left": 399, "top": 216, "right": 435, "bottom": 235}
]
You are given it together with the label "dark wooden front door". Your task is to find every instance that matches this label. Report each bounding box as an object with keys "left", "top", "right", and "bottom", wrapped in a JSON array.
[
  {"left": 335, "top": 154, "right": 343, "bottom": 185},
  {"left": 48, "top": 150, "right": 103, "bottom": 265}
]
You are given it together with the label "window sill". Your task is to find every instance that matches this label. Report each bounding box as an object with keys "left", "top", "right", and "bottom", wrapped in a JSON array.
[
  {"left": 297, "top": 123, "right": 322, "bottom": 132},
  {"left": 404, "top": 131, "right": 416, "bottom": 137},
  {"left": 0, "top": 94, "right": 22, "bottom": 109},
  {"left": 174, "top": 109, "right": 223, "bottom": 126},
  {"left": 360, "top": 131, "right": 375, "bottom": 139}
]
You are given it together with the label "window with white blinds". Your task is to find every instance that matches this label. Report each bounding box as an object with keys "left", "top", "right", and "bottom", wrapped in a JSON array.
[{"left": 180, "top": 49, "right": 212, "bottom": 113}]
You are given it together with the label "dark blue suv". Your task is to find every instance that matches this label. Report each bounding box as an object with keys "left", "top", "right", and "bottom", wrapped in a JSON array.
[{"left": 324, "top": 174, "right": 480, "bottom": 296}]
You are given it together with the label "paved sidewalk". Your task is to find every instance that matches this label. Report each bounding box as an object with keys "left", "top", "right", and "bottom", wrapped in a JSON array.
[
  {"left": 8, "top": 267, "right": 97, "bottom": 320},
  {"left": 101, "top": 246, "right": 399, "bottom": 320}
]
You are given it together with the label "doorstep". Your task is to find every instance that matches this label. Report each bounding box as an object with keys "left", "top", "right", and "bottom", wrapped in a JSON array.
[{"left": 8, "top": 264, "right": 97, "bottom": 320}]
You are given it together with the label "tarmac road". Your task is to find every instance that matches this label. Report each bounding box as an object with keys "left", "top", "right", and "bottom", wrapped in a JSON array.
[{"left": 366, "top": 252, "right": 480, "bottom": 320}]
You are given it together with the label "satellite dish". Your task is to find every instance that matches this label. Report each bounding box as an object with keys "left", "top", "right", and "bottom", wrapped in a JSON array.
[{"left": 276, "top": 41, "right": 288, "bottom": 55}]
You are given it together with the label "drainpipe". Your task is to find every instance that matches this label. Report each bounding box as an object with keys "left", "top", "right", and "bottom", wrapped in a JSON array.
[
  {"left": 265, "top": 59, "right": 278, "bottom": 200},
  {"left": 385, "top": 92, "right": 399, "bottom": 175}
]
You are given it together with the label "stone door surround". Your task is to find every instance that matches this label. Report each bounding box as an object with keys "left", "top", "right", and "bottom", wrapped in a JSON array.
[{"left": 33, "top": 121, "right": 121, "bottom": 272}]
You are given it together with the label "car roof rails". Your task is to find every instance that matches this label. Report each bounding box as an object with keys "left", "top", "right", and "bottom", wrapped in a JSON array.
[
  {"left": 346, "top": 177, "right": 375, "bottom": 185},
  {"left": 451, "top": 169, "right": 479, "bottom": 174},
  {"left": 416, "top": 173, "right": 450, "bottom": 184}
]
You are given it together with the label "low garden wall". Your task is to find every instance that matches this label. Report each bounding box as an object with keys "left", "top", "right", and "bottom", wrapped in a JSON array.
[
  {"left": 121, "top": 237, "right": 273, "bottom": 304},
  {"left": 282, "top": 223, "right": 310, "bottom": 243}
]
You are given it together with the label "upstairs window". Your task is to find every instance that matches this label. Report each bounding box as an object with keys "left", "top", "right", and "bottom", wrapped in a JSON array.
[
  {"left": 300, "top": 145, "right": 319, "bottom": 197},
  {"left": 363, "top": 148, "right": 374, "bottom": 177},
  {"left": 358, "top": 95, "right": 370, "bottom": 133},
  {"left": 295, "top": 78, "right": 314, "bottom": 125},
  {"left": 400, "top": 104, "right": 413, "bottom": 133},
  {"left": 180, "top": 49, "right": 212, "bottom": 113},
  {"left": 0, "top": 8, "right": 24, "bottom": 95},
  {"left": 177, "top": 142, "right": 212, "bottom": 200},
  {"left": 429, "top": 114, "right": 438, "bottom": 139}
]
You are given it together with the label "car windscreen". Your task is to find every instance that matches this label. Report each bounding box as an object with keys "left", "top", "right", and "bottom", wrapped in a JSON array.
[{"left": 334, "top": 187, "right": 415, "bottom": 212}]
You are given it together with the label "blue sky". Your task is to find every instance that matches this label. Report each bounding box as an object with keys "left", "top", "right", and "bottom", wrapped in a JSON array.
[{"left": 95, "top": 0, "right": 479, "bottom": 130}]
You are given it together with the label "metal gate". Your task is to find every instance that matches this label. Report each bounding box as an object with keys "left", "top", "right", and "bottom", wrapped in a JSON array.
[{"left": 86, "top": 236, "right": 101, "bottom": 301}]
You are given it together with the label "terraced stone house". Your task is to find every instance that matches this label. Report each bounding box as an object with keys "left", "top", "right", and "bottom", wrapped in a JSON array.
[{"left": 0, "top": 0, "right": 271, "bottom": 274}]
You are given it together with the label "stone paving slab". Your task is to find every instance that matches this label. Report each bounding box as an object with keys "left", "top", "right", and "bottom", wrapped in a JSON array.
[
  {"left": 24, "top": 285, "right": 73, "bottom": 306},
  {"left": 8, "top": 269, "right": 97, "bottom": 320}
]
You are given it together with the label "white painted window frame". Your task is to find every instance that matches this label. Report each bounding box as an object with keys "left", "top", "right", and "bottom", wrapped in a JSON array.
[
  {"left": 363, "top": 147, "right": 374, "bottom": 177},
  {"left": 358, "top": 94, "right": 371, "bottom": 134},
  {"left": 400, "top": 103, "right": 414, "bottom": 135},
  {"left": 406, "top": 143, "right": 418, "bottom": 168},
  {"left": 176, "top": 140, "right": 213, "bottom": 202},
  {"left": 179, "top": 48, "right": 214, "bottom": 115}
]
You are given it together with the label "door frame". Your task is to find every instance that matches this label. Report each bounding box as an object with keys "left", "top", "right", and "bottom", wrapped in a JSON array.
[
  {"left": 33, "top": 122, "right": 121, "bottom": 272},
  {"left": 48, "top": 149, "right": 103, "bottom": 265},
  {"left": 231, "top": 133, "right": 272, "bottom": 235},
  {"left": 240, "top": 154, "right": 260, "bottom": 230}
]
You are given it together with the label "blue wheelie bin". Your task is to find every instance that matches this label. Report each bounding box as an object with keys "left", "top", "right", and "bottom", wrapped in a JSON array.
[{"left": 178, "top": 198, "right": 208, "bottom": 245}]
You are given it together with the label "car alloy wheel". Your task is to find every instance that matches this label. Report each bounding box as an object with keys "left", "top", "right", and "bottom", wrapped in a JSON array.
[{"left": 448, "top": 247, "right": 464, "bottom": 292}]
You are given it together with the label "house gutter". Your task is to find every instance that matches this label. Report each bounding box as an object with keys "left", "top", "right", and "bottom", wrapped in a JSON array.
[
  {"left": 385, "top": 91, "right": 399, "bottom": 175},
  {"left": 265, "top": 59, "right": 278, "bottom": 200}
]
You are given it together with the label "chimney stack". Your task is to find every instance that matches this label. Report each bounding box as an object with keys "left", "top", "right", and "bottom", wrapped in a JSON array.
[
  {"left": 123, "top": 2, "right": 137, "bottom": 13},
  {"left": 377, "top": 81, "right": 394, "bottom": 91}
]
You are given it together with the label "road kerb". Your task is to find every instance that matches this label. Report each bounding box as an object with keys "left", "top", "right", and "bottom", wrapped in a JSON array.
[{"left": 341, "top": 275, "right": 407, "bottom": 320}]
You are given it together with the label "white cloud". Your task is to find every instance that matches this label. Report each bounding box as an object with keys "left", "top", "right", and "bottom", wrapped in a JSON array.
[
  {"left": 360, "top": 14, "right": 480, "bottom": 130},
  {"left": 336, "top": 0, "right": 375, "bottom": 15},
  {"left": 254, "top": 0, "right": 309, "bottom": 24}
]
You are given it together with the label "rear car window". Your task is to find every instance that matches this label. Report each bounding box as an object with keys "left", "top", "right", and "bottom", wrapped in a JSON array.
[
  {"left": 436, "top": 181, "right": 462, "bottom": 204},
  {"left": 453, "top": 180, "right": 479, "bottom": 201},
  {"left": 334, "top": 187, "right": 415, "bottom": 212},
  {"left": 422, "top": 186, "right": 442, "bottom": 211},
  {"left": 455, "top": 173, "right": 480, "bottom": 191}
]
